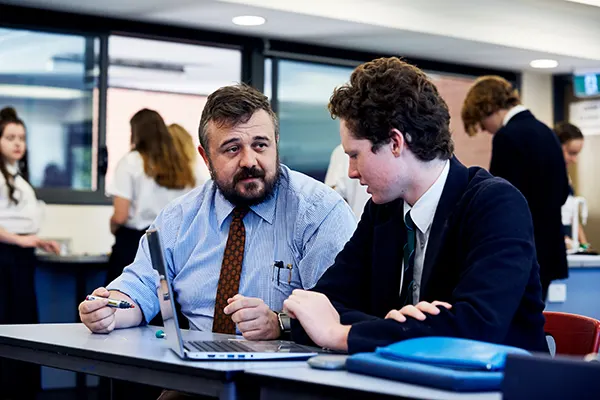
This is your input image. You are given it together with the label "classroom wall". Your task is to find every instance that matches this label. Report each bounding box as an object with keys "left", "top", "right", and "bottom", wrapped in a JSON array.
[{"left": 521, "top": 71, "right": 554, "bottom": 126}]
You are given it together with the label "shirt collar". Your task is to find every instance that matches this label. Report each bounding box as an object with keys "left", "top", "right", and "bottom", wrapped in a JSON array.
[
  {"left": 5, "top": 162, "right": 18, "bottom": 177},
  {"left": 403, "top": 160, "right": 450, "bottom": 234},
  {"left": 214, "top": 179, "right": 279, "bottom": 229},
  {"left": 502, "top": 105, "right": 528, "bottom": 126}
]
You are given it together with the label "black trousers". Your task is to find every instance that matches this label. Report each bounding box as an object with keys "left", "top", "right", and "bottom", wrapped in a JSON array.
[
  {"left": 105, "top": 225, "right": 147, "bottom": 286},
  {"left": 0, "top": 242, "right": 40, "bottom": 399}
]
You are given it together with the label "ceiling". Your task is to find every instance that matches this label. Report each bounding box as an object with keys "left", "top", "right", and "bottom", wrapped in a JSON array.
[{"left": 1, "top": 0, "right": 600, "bottom": 73}]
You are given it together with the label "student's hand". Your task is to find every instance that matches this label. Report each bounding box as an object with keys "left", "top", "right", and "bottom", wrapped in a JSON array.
[
  {"left": 40, "top": 240, "right": 61, "bottom": 255},
  {"left": 78, "top": 287, "right": 116, "bottom": 334},
  {"left": 224, "top": 295, "right": 280, "bottom": 340},
  {"left": 385, "top": 301, "right": 452, "bottom": 323},
  {"left": 283, "top": 290, "right": 350, "bottom": 351},
  {"left": 15, "top": 234, "right": 44, "bottom": 249},
  {"left": 14, "top": 235, "right": 61, "bottom": 254}
]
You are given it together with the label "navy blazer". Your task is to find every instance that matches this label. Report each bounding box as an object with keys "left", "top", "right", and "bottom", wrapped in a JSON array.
[
  {"left": 490, "top": 110, "right": 569, "bottom": 283},
  {"left": 292, "top": 158, "right": 549, "bottom": 354}
]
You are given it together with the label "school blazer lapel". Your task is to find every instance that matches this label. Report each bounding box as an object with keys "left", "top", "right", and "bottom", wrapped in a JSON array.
[{"left": 421, "top": 157, "right": 469, "bottom": 294}]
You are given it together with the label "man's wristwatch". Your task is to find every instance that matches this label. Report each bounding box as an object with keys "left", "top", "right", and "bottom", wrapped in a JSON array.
[{"left": 277, "top": 312, "right": 291, "bottom": 334}]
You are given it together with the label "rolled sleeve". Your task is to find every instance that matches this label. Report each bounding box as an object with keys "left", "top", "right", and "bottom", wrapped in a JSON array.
[
  {"left": 107, "top": 202, "right": 181, "bottom": 324},
  {"left": 296, "top": 196, "right": 357, "bottom": 289}
]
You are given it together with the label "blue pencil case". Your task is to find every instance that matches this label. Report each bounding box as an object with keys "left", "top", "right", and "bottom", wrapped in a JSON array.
[{"left": 346, "top": 337, "right": 531, "bottom": 392}]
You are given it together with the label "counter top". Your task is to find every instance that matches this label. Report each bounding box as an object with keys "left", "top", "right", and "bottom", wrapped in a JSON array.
[{"left": 36, "top": 253, "right": 109, "bottom": 264}]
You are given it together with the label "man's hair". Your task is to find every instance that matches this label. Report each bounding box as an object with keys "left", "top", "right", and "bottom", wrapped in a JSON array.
[
  {"left": 554, "top": 121, "right": 584, "bottom": 144},
  {"left": 198, "top": 83, "right": 278, "bottom": 151},
  {"left": 328, "top": 57, "right": 454, "bottom": 161},
  {"left": 461, "top": 76, "right": 521, "bottom": 137}
]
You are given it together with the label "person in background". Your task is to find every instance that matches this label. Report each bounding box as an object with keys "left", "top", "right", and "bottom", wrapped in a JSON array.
[
  {"left": 554, "top": 121, "right": 591, "bottom": 251},
  {"left": 168, "top": 123, "right": 211, "bottom": 186},
  {"left": 0, "top": 106, "right": 60, "bottom": 398},
  {"left": 285, "top": 58, "right": 548, "bottom": 355},
  {"left": 325, "top": 144, "right": 370, "bottom": 218},
  {"left": 461, "top": 76, "right": 569, "bottom": 301},
  {"left": 105, "top": 109, "right": 208, "bottom": 285}
]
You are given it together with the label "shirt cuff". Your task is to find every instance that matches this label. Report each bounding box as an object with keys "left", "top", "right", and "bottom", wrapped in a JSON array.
[{"left": 107, "top": 274, "right": 160, "bottom": 325}]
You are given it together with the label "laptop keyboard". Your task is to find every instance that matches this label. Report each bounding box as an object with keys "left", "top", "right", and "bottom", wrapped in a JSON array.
[{"left": 186, "top": 340, "right": 254, "bottom": 353}]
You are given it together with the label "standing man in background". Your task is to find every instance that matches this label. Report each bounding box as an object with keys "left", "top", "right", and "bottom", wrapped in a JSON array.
[{"left": 461, "top": 76, "right": 569, "bottom": 300}]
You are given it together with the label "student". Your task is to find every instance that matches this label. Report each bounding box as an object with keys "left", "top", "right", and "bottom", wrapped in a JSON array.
[
  {"left": 105, "top": 110, "right": 209, "bottom": 284},
  {"left": 79, "top": 84, "right": 356, "bottom": 340},
  {"left": 325, "top": 144, "right": 370, "bottom": 218},
  {"left": 554, "top": 121, "right": 591, "bottom": 251},
  {"left": 284, "top": 58, "right": 549, "bottom": 355},
  {"left": 461, "top": 76, "right": 569, "bottom": 300},
  {"left": 168, "top": 123, "right": 211, "bottom": 186},
  {"left": 0, "top": 106, "right": 60, "bottom": 397}
]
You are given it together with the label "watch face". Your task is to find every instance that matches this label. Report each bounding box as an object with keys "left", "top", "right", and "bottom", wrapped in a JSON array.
[{"left": 279, "top": 313, "right": 291, "bottom": 331}]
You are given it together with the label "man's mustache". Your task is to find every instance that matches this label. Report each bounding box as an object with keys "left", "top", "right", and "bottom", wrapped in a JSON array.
[{"left": 233, "top": 167, "right": 265, "bottom": 184}]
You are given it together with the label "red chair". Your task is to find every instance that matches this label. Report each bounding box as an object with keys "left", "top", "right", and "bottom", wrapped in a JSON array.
[{"left": 543, "top": 311, "right": 600, "bottom": 356}]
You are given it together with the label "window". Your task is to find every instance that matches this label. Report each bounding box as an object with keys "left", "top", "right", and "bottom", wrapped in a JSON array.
[
  {"left": 274, "top": 60, "right": 354, "bottom": 181},
  {"left": 271, "top": 59, "right": 489, "bottom": 180},
  {"left": 105, "top": 36, "right": 241, "bottom": 188},
  {"left": 0, "top": 28, "right": 100, "bottom": 191}
]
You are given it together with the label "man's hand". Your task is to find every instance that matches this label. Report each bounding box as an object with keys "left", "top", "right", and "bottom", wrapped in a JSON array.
[
  {"left": 283, "top": 290, "right": 350, "bottom": 351},
  {"left": 224, "top": 295, "right": 280, "bottom": 340},
  {"left": 385, "top": 301, "right": 452, "bottom": 323},
  {"left": 78, "top": 287, "right": 116, "bottom": 334}
]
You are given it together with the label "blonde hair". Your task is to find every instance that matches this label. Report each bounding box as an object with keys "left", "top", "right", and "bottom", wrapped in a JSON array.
[
  {"left": 130, "top": 109, "right": 195, "bottom": 189},
  {"left": 168, "top": 124, "right": 197, "bottom": 165},
  {"left": 461, "top": 76, "right": 520, "bottom": 137}
]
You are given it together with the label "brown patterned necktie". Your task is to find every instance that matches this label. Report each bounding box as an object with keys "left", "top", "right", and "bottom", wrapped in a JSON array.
[{"left": 212, "top": 206, "right": 249, "bottom": 334}]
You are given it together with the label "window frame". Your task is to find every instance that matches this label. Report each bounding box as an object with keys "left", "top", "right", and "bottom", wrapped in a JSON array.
[{"left": 0, "top": 3, "right": 519, "bottom": 205}]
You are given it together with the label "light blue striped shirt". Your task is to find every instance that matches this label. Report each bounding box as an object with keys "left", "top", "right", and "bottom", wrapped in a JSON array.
[{"left": 107, "top": 165, "right": 357, "bottom": 332}]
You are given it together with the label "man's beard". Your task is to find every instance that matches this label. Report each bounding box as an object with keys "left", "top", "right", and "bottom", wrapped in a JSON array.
[{"left": 211, "top": 162, "right": 280, "bottom": 207}]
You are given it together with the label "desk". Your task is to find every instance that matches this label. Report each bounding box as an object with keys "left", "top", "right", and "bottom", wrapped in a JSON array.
[
  {"left": 545, "top": 254, "right": 600, "bottom": 320},
  {"left": 0, "top": 324, "right": 502, "bottom": 400},
  {"left": 245, "top": 364, "right": 501, "bottom": 400},
  {"left": 0, "top": 323, "right": 298, "bottom": 400},
  {"left": 36, "top": 254, "right": 109, "bottom": 391}
]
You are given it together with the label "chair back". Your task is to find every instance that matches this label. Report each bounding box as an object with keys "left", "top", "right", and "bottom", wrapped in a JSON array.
[{"left": 544, "top": 311, "right": 600, "bottom": 356}]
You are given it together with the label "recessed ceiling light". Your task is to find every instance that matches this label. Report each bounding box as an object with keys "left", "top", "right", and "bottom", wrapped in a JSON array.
[
  {"left": 565, "top": 0, "right": 600, "bottom": 7},
  {"left": 529, "top": 59, "right": 559, "bottom": 69},
  {"left": 232, "top": 15, "right": 266, "bottom": 26}
]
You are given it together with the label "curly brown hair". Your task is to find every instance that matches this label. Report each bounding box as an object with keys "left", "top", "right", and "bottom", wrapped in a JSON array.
[
  {"left": 461, "top": 75, "right": 520, "bottom": 137},
  {"left": 328, "top": 57, "right": 453, "bottom": 161}
]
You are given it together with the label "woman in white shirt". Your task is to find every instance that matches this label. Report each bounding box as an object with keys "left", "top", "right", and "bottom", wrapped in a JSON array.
[
  {"left": 0, "top": 107, "right": 59, "bottom": 397},
  {"left": 105, "top": 109, "right": 208, "bottom": 284},
  {"left": 555, "top": 122, "right": 590, "bottom": 251}
]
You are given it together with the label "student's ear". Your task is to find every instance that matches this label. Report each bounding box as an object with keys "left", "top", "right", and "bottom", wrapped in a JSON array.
[
  {"left": 198, "top": 146, "right": 209, "bottom": 165},
  {"left": 389, "top": 128, "right": 406, "bottom": 158}
]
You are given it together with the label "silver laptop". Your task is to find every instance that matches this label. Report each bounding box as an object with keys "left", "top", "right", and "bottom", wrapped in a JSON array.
[{"left": 146, "top": 229, "right": 320, "bottom": 360}]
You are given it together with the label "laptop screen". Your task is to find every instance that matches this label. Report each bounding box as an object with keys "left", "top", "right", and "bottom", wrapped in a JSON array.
[{"left": 146, "top": 229, "right": 186, "bottom": 358}]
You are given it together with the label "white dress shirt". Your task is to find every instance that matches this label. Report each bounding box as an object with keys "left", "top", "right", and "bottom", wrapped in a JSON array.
[
  {"left": 503, "top": 105, "right": 528, "bottom": 126},
  {"left": 324, "top": 144, "right": 370, "bottom": 218},
  {"left": 106, "top": 151, "right": 210, "bottom": 230},
  {"left": 401, "top": 160, "right": 450, "bottom": 304},
  {"left": 0, "top": 162, "right": 44, "bottom": 234}
]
